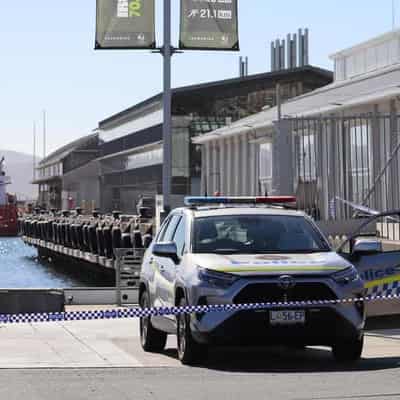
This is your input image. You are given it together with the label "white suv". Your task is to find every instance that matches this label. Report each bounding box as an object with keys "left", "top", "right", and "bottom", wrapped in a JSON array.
[{"left": 139, "top": 197, "right": 366, "bottom": 365}]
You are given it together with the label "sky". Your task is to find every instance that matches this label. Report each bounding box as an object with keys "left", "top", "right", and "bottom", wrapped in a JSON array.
[{"left": 0, "top": 0, "right": 398, "bottom": 156}]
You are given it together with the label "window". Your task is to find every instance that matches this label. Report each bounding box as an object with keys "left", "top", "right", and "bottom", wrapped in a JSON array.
[
  {"left": 173, "top": 217, "right": 186, "bottom": 256},
  {"left": 125, "top": 148, "right": 163, "bottom": 170},
  {"left": 349, "top": 123, "right": 373, "bottom": 204},
  {"left": 298, "top": 134, "right": 316, "bottom": 182},
  {"left": 157, "top": 216, "right": 171, "bottom": 242},
  {"left": 193, "top": 215, "right": 330, "bottom": 255},
  {"left": 158, "top": 215, "right": 181, "bottom": 243}
]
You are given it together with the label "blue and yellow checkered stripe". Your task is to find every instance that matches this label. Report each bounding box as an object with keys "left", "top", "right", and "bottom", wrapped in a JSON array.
[{"left": 365, "top": 274, "right": 400, "bottom": 297}]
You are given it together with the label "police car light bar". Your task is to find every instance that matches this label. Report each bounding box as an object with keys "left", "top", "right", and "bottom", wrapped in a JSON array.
[{"left": 184, "top": 196, "right": 297, "bottom": 207}]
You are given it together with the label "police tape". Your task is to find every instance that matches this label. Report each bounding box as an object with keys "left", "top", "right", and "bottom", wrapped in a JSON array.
[{"left": 0, "top": 293, "right": 399, "bottom": 324}]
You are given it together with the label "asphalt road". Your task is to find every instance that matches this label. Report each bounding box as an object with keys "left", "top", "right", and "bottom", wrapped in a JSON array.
[{"left": 2, "top": 345, "right": 400, "bottom": 400}]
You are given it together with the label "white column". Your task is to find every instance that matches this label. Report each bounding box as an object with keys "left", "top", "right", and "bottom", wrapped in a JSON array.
[
  {"left": 205, "top": 142, "right": 211, "bottom": 195},
  {"left": 219, "top": 139, "right": 226, "bottom": 195},
  {"left": 227, "top": 138, "right": 233, "bottom": 195},
  {"left": 200, "top": 145, "right": 206, "bottom": 195},
  {"left": 234, "top": 136, "right": 240, "bottom": 196},
  {"left": 212, "top": 141, "right": 219, "bottom": 194},
  {"left": 255, "top": 143, "right": 260, "bottom": 195},
  {"left": 249, "top": 141, "right": 256, "bottom": 195},
  {"left": 241, "top": 134, "right": 249, "bottom": 196}
]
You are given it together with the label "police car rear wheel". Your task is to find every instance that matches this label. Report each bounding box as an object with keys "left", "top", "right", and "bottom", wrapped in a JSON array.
[
  {"left": 332, "top": 335, "right": 364, "bottom": 363},
  {"left": 139, "top": 292, "right": 167, "bottom": 353},
  {"left": 177, "top": 298, "right": 207, "bottom": 365}
]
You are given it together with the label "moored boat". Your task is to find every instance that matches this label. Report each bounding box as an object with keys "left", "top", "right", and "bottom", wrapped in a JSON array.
[{"left": 0, "top": 157, "right": 18, "bottom": 237}]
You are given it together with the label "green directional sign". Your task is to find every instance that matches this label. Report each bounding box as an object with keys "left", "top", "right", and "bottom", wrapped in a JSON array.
[
  {"left": 180, "top": 0, "right": 239, "bottom": 51},
  {"left": 96, "top": 0, "right": 156, "bottom": 49}
]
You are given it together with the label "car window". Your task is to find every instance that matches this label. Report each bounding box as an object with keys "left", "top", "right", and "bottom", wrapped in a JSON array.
[
  {"left": 192, "top": 215, "right": 330, "bottom": 254},
  {"left": 159, "top": 215, "right": 181, "bottom": 243},
  {"left": 173, "top": 217, "right": 186, "bottom": 256},
  {"left": 156, "top": 216, "right": 172, "bottom": 242}
]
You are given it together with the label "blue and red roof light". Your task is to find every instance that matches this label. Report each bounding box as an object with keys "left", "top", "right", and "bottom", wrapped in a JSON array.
[{"left": 184, "top": 196, "right": 297, "bottom": 207}]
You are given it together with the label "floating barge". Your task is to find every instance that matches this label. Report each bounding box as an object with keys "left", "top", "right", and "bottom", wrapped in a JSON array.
[{"left": 19, "top": 208, "right": 154, "bottom": 287}]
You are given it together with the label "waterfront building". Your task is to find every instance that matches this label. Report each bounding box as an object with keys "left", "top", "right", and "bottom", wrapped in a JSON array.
[
  {"left": 34, "top": 134, "right": 99, "bottom": 211},
  {"left": 194, "top": 30, "right": 400, "bottom": 226},
  {"left": 97, "top": 66, "right": 332, "bottom": 213}
]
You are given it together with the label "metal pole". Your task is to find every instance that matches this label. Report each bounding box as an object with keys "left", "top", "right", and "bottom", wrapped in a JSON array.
[
  {"left": 115, "top": 251, "right": 122, "bottom": 307},
  {"left": 162, "top": 0, "right": 172, "bottom": 214}
]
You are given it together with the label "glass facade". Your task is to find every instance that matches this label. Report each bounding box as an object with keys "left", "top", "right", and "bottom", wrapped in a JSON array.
[
  {"left": 125, "top": 148, "right": 163, "bottom": 170},
  {"left": 38, "top": 162, "right": 62, "bottom": 179}
]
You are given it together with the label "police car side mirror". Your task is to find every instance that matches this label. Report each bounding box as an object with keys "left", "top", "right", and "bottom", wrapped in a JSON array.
[
  {"left": 352, "top": 239, "right": 382, "bottom": 256},
  {"left": 153, "top": 242, "right": 179, "bottom": 263}
]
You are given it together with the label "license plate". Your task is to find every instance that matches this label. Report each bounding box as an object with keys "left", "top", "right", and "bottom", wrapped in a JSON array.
[{"left": 270, "top": 310, "right": 306, "bottom": 325}]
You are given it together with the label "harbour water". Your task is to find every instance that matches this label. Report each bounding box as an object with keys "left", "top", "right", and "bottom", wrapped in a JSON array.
[{"left": 0, "top": 238, "right": 100, "bottom": 288}]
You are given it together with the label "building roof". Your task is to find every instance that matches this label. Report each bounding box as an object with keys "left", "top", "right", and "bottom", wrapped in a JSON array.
[
  {"left": 98, "top": 65, "right": 333, "bottom": 129},
  {"left": 330, "top": 28, "right": 400, "bottom": 60},
  {"left": 193, "top": 62, "right": 400, "bottom": 144},
  {"left": 38, "top": 133, "right": 98, "bottom": 168}
]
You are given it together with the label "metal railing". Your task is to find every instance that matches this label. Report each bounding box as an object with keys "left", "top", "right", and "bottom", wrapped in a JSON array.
[
  {"left": 282, "top": 114, "right": 400, "bottom": 241},
  {"left": 114, "top": 248, "right": 144, "bottom": 306}
]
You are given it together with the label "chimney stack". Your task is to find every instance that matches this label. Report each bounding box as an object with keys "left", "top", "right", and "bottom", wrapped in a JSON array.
[
  {"left": 239, "top": 56, "right": 249, "bottom": 77},
  {"left": 270, "top": 28, "right": 309, "bottom": 71}
]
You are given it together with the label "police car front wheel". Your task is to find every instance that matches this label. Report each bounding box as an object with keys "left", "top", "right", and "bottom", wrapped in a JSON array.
[
  {"left": 332, "top": 335, "right": 364, "bottom": 363},
  {"left": 139, "top": 291, "right": 167, "bottom": 353},
  {"left": 177, "top": 297, "right": 208, "bottom": 365}
]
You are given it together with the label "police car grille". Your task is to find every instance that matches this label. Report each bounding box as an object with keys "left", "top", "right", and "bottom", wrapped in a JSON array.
[{"left": 233, "top": 283, "right": 337, "bottom": 304}]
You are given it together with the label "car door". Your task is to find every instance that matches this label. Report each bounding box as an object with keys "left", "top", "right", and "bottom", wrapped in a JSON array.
[
  {"left": 163, "top": 215, "right": 187, "bottom": 321},
  {"left": 337, "top": 211, "right": 400, "bottom": 319},
  {"left": 158, "top": 215, "right": 188, "bottom": 315},
  {"left": 341, "top": 248, "right": 400, "bottom": 295},
  {"left": 152, "top": 214, "right": 181, "bottom": 309},
  {"left": 144, "top": 215, "right": 171, "bottom": 307}
]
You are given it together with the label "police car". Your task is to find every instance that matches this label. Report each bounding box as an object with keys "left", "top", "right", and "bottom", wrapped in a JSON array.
[{"left": 139, "top": 197, "right": 366, "bottom": 365}]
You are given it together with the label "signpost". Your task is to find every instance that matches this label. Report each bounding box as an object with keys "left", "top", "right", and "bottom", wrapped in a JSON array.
[
  {"left": 180, "top": 0, "right": 239, "bottom": 50},
  {"left": 95, "top": 0, "right": 155, "bottom": 49},
  {"left": 162, "top": 0, "right": 173, "bottom": 213},
  {"left": 95, "top": 0, "right": 239, "bottom": 213}
]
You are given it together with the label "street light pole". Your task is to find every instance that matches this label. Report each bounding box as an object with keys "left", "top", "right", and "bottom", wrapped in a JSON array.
[{"left": 162, "top": 0, "right": 172, "bottom": 214}]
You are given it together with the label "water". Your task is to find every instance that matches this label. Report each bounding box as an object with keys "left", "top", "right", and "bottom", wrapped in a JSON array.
[{"left": 0, "top": 238, "right": 100, "bottom": 288}]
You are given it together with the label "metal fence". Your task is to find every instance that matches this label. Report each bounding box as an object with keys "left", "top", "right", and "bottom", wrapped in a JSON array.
[
  {"left": 114, "top": 248, "right": 144, "bottom": 306},
  {"left": 282, "top": 114, "right": 400, "bottom": 240}
]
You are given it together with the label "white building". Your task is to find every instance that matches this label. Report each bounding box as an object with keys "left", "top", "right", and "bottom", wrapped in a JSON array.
[{"left": 194, "top": 29, "right": 400, "bottom": 219}]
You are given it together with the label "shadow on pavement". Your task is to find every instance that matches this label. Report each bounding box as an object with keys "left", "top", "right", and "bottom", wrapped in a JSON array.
[{"left": 161, "top": 345, "right": 400, "bottom": 373}]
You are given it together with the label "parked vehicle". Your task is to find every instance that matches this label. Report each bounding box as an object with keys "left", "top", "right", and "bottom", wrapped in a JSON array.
[{"left": 139, "top": 196, "right": 366, "bottom": 365}]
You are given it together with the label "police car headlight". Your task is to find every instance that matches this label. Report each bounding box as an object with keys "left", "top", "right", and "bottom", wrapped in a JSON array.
[
  {"left": 198, "top": 268, "right": 238, "bottom": 289},
  {"left": 332, "top": 266, "right": 360, "bottom": 285}
]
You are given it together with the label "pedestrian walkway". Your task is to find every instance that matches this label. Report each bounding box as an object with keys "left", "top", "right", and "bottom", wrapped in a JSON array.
[
  {"left": 0, "top": 309, "right": 400, "bottom": 369},
  {"left": 0, "top": 317, "right": 180, "bottom": 368}
]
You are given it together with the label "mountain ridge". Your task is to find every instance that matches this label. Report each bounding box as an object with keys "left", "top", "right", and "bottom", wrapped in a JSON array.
[{"left": 0, "top": 149, "right": 40, "bottom": 200}]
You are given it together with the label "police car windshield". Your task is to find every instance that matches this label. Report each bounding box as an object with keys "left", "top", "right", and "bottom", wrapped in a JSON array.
[{"left": 192, "top": 215, "right": 330, "bottom": 254}]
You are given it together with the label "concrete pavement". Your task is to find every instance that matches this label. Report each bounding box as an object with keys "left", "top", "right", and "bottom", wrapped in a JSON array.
[
  {"left": 0, "top": 310, "right": 400, "bottom": 369},
  {"left": 0, "top": 314, "right": 400, "bottom": 399}
]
